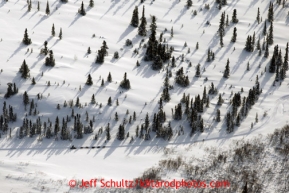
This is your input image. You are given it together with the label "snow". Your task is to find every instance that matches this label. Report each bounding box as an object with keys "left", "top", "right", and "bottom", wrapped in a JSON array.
[{"left": 0, "top": 0, "right": 289, "bottom": 192}]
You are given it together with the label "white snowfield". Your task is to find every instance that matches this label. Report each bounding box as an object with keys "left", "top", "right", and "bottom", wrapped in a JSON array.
[{"left": 0, "top": 0, "right": 289, "bottom": 192}]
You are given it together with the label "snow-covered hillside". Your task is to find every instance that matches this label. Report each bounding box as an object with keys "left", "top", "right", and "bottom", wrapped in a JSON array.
[{"left": 0, "top": 0, "right": 289, "bottom": 192}]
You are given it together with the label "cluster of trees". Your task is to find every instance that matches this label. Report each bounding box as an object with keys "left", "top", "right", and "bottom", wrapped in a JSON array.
[
  {"left": 95, "top": 41, "right": 108, "bottom": 64},
  {"left": 175, "top": 67, "right": 189, "bottom": 87},
  {"left": 226, "top": 80, "right": 262, "bottom": 133},
  {"left": 45, "top": 50, "right": 55, "bottom": 66},
  {"left": 269, "top": 43, "right": 288, "bottom": 82},
  {"left": 144, "top": 15, "right": 173, "bottom": 70},
  {"left": 4, "top": 83, "right": 18, "bottom": 99},
  {"left": 0, "top": 102, "right": 17, "bottom": 133}
]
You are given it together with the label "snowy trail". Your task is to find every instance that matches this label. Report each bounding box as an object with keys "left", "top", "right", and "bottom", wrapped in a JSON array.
[{"left": 254, "top": 95, "right": 289, "bottom": 131}]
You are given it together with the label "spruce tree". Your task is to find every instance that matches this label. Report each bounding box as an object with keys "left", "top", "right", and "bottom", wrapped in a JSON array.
[
  {"left": 37, "top": 1, "right": 40, "bottom": 11},
  {"left": 283, "top": 42, "right": 288, "bottom": 70},
  {"left": 145, "top": 15, "right": 157, "bottom": 61},
  {"left": 46, "top": 1, "right": 50, "bottom": 15},
  {"left": 223, "top": 59, "right": 230, "bottom": 78},
  {"left": 120, "top": 72, "right": 131, "bottom": 89},
  {"left": 23, "top": 91, "right": 30, "bottom": 108},
  {"left": 171, "top": 27, "right": 173, "bottom": 37},
  {"left": 107, "top": 97, "right": 112, "bottom": 105},
  {"left": 79, "top": 1, "right": 86, "bottom": 16},
  {"left": 28, "top": 0, "right": 32, "bottom": 12},
  {"left": 87, "top": 47, "right": 91, "bottom": 54},
  {"left": 267, "top": 2, "right": 274, "bottom": 22},
  {"left": 107, "top": 72, "right": 112, "bottom": 82},
  {"left": 256, "top": 7, "right": 260, "bottom": 24},
  {"left": 20, "top": 60, "right": 30, "bottom": 79},
  {"left": 22, "top": 28, "right": 32, "bottom": 45},
  {"left": 263, "top": 21, "right": 267, "bottom": 36},
  {"left": 51, "top": 24, "right": 55, "bottom": 36},
  {"left": 268, "top": 22, "right": 273, "bottom": 45},
  {"left": 195, "top": 63, "right": 201, "bottom": 77},
  {"left": 59, "top": 28, "right": 62, "bottom": 39},
  {"left": 89, "top": 0, "right": 94, "bottom": 7},
  {"left": 138, "top": 6, "right": 147, "bottom": 36},
  {"left": 219, "top": 12, "right": 225, "bottom": 47},
  {"left": 130, "top": 6, "right": 139, "bottom": 27},
  {"left": 264, "top": 38, "right": 269, "bottom": 58},
  {"left": 86, "top": 74, "right": 93, "bottom": 85},
  {"left": 232, "top": 9, "right": 238, "bottom": 23},
  {"left": 187, "top": 0, "right": 192, "bottom": 8},
  {"left": 231, "top": 27, "right": 237, "bottom": 42},
  {"left": 91, "top": 94, "right": 95, "bottom": 104},
  {"left": 216, "top": 109, "right": 221, "bottom": 122},
  {"left": 31, "top": 77, "right": 36, "bottom": 85}
]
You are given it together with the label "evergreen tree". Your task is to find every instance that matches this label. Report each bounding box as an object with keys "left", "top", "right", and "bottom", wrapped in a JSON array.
[
  {"left": 232, "top": 9, "right": 238, "bottom": 23},
  {"left": 89, "top": 0, "right": 94, "bottom": 7},
  {"left": 91, "top": 94, "right": 95, "bottom": 104},
  {"left": 195, "top": 63, "right": 201, "bottom": 77},
  {"left": 117, "top": 124, "right": 125, "bottom": 140},
  {"left": 130, "top": 6, "right": 139, "bottom": 27},
  {"left": 283, "top": 42, "right": 288, "bottom": 71},
  {"left": 267, "top": 22, "right": 273, "bottom": 45},
  {"left": 23, "top": 91, "right": 30, "bottom": 108},
  {"left": 59, "top": 28, "right": 62, "bottom": 39},
  {"left": 267, "top": 2, "right": 274, "bottom": 22},
  {"left": 264, "top": 38, "right": 269, "bottom": 58},
  {"left": 115, "top": 112, "right": 118, "bottom": 121},
  {"left": 51, "top": 23, "right": 55, "bottom": 36},
  {"left": 256, "top": 38, "right": 261, "bottom": 50},
  {"left": 256, "top": 7, "right": 260, "bottom": 24},
  {"left": 152, "top": 55, "right": 163, "bottom": 70},
  {"left": 31, "top": 77, "right": 36, "bottom": 85},
  {"left": 226, "top": 112, "right": 232, "bottom": 133},
  {"left": 144, "top": 113, "right": 149, "bottom": 130},
  {"left": 22, "top": 28, "right": 32, "bottom": 45},
  {"left": 46, "top": 1, "right": 50, "bottom": 15},
  {"left": 107, "top": 96, "right": 112, "bottom": 105},
  {"left": 20, "top": 60, "right": 30, "bottom": 79},
  {"left": 107, "top": 72, "right": 112, "bottom": 82},
  {"left": 187, "top": 0, "right": 192, "bottom": 8},
  {"left": 219, "top": 12, "right": 225, "bottom": 47},
  {"left": 216, "top": 109, "right": 221, "bottom": 122},
  {"left": 87, "top": 47, "right": 91, "bottom": 54},
  {"left": 28, "top": 0, "right": 32, "bottom": 12},
  {"left": 263, "top": 21, "right": 267, "bottom": 36},
  {"left": 79, "top": 1, "right": 86, "bottom": 16},
  {"left": 223, "top": 58, "right": 230, "bottom": 78},
  {"left": 145, "top": 15, "right": 157, "bottom": 61},
  {"left": 231, "top": 27, "right": 237, "bottom": 42},
  {"left": 41, "top": 41, "right": 49, "bottom": 55},
  {"left": 138, "top": 6, "right": 147, "bottom": 36},
  {"left": 86, "top": 74, "right": 93, "bottom": 85},
  {"left": 120, "top": 72, "right": 131, "bottom": 89},
  {"left": 269, "top": 54, "right": 276, "bottom": 73},
  {"left": 37, "top": 1, "right": 40, "bottom": 11},
  {"left": 171, "top": 27, "right": 174, "bottom": 37}
]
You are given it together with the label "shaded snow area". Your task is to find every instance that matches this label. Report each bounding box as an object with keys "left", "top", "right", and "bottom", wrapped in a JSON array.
[{"left": 0, "top": 0, "right": 289, "bottom": 192}]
